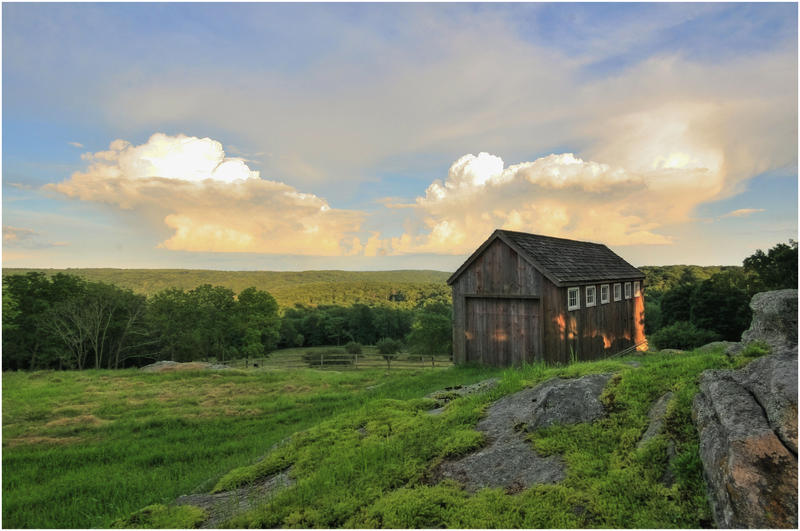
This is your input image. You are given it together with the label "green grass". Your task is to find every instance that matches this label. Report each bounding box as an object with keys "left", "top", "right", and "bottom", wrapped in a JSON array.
[
  {"left": 111, "top": 504, "right": 207, "bottom": 529},
  {"left": 2, "top": 364, "right": 499, "bottom": 528},
  {"left": 216, "top": 347, "right": 739, "bottom": 528},
  {"left": 4, "top": 345, "right": 752, "bottom": 528},
  {"left": 230, "top": 345, "right": 453, "bottom": 370}
]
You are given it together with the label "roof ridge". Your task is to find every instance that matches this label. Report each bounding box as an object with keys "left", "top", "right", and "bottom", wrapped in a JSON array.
[{"left": 497, "top": 229, "right": 605, "bottom": 247}]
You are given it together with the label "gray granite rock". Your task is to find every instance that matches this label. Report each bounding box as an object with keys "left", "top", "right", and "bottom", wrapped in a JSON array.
[{"left": 436, "top": 373, "right": 612, "bottom": 492}]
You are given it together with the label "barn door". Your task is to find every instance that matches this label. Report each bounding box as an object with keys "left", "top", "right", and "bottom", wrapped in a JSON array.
[{"left": 465, "top": 298, "right": 539, "bottom": 367}]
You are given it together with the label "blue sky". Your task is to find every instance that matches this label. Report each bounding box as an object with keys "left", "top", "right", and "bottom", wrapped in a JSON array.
[{"left": 3, "top": 2, "right": 797, "bottom": 270}]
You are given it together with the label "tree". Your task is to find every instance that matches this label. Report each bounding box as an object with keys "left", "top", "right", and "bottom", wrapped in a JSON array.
[
  {"left": 41, "top": 282, "right": 148, "bottom": 369},
  {"left": 689, "top": 273, "right": 752, "bottom": 341},
  {"left": 146, "top": 288, "right": 198, "bottom": 362},
  {"left": 743, "top": 240, "right": 798, "bottom": 291},
  {"left": 235, "top": 287, "right": 281, "bottom": 364},
  {"left": 2, "top": 272, "right": 87, "bottom": 370},
  {"left": 660, "top": 283, "right": 696, "bottom": 327},
  {"left": 406, "top": 301, "right": 452, "bottom": 366},
  {"left": 651, "top": 321, "right": 721, "bottom": 350},
  {"left": 376, "top": 337, "right": 402, "bottom": 370},
  {"left": 344, "top": 341, "right": 362, "bottom": 355},
  {"left": 189, "top": 285, "right": 237, "bottom": 361}
]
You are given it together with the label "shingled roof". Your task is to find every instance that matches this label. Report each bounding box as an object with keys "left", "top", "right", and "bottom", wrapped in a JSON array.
[{"left": 447, "top": 229, "right": 645, "bottom": 287}]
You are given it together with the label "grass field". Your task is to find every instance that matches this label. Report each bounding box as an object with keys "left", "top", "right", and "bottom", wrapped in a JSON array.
[
  {"left": 4, "top": 345, "right": 760, "bottom": 528},
  {"left": 2, "top": 364, "right": 498, "bottom": 528},
  {"left": 231, "top": 345, "right": 454, "bottom": 370}
]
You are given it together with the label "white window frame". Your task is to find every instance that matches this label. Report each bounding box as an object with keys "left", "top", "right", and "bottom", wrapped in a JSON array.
[
  {"left": 624, "top": 282, "right": 632, "bottom": 299},
  {"left": 600, "top": 284, "right": 610, "bottom": 304},
  {"left": 567, "top": 287, "right": 580, "bottom": 311},
  {"left": 613, "top": 283, "right": 622, "bottom": 302},
  {"left": 634, "top": 281, "right": 641, "bottom": 297},
  {"left": 585, "top": 285, "right": 596, "bottom": 307}
]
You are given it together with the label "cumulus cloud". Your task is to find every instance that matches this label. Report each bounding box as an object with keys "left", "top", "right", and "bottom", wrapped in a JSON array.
[
  {"left": 385, "top": 147, "right": 726, "bottom": 255},
  {"left": 721, "top": 208, "right": 766, "bottom": 218},
  {"left": 48, "top": 134, "right": 365, "bottom": 255}
]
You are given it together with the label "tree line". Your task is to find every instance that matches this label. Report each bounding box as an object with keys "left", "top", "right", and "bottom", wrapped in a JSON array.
[
  {"left": 645, "top": 240, "right": 797, "bottom": 350},
  {"left": 2, "top": 272, "right": 452, "bottom": 371},
  {"left": 1, "top": 268, "right": 451, "bottom": 309}
]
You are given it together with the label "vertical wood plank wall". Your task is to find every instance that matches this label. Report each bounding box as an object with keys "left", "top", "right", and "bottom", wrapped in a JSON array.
[
  {"left": 452, "top": 239, "right": 543, "bottom": 365},
  {"left": 451, "top": 238, "right": 646, "bottom": 366},
  {"left": 540, "top": 281, "right": 646, "bottom": 363}
]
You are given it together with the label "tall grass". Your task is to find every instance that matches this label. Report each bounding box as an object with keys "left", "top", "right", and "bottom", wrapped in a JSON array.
[{"left": 2, "top": 365, "right": 499, "bottom": 528}]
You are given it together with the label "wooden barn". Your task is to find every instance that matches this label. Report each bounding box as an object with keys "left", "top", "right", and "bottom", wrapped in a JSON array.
[{"left": 448, "top": 230, "right": 646, "bottom": 366}]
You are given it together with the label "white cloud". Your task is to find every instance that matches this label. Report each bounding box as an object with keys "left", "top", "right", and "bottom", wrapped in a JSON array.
[
  {"left": 48, "top": 134, "right": 365, "bottom": 256},
  {"left": 68, "top": 141, "right": 84, "bottom": 148},
  {"left": 387, "top": 151, "right": 675, "bottom": 255}
]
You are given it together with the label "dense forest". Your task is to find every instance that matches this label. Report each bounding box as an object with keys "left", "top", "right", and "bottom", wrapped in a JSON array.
[
  {"left": 3, "top": 240, "right": 796, "bottom": 370},
  {"left": 2, "top": 272, "right": 452, "bottom": 371},
  {"left": 1, "top": 269, "right": 450, "bottom": 309},
  {"left": 642, "top": 241, "right": 797, "bottom": 349}
]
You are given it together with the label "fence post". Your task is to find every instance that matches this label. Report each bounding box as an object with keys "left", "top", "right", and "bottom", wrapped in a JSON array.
[
  {"left": 354, "top": 352, "right": 358, "bottom": 369},
  {"left": 321, "top": 352, "right": 324, "bottom": 368}
]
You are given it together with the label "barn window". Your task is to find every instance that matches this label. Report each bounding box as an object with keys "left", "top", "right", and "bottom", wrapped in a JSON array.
[
  {"left": 567, "top": 287, "right": 580, "bottom": 311},
  {"left": 624, "top": 282, "right": 632, "bottom": 299},
  {"left": 600, "top": 284, "right": 610, "bottom": 304},
  {"left": 613, "top": 283, "right": 622, "bottom": 301},
  {"left": 585, "top": 285, "right": 596, "bottom": 307},
  {"left": 634, "top": 281, "right": 641, "bottom": 297}
]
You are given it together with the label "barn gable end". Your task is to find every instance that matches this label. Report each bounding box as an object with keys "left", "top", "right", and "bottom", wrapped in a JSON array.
[{"left": 450, "top": 230, "right": 646, "bottom": 367}]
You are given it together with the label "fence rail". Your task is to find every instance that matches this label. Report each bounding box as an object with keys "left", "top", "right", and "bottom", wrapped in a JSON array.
[{"left": 230, "top": 349, "right": 453, "bottom": 370}]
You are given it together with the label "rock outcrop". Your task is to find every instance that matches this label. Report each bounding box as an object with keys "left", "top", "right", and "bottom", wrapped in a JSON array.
[
  {"left": 174, "top": 469, "right": 293, "bottom": 528},
  {"left": 436, "top": 373, "right": 612, "bottom": 492},
  {"left": 741, "top": 289, "right": 798, "bottom": 351},
  {"left": 693, "top": 289, "right": 798, "bottom": 529}
]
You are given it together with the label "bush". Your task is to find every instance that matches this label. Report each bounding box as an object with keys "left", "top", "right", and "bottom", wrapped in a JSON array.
[
  {"left": 651, "top": 321, "right": 721, "bottom": 351},
  {"left": 344, "top": 341, "right": 362, "bottom": 355},
  {"left": 376, "top": 338, "right": 402, "bottom": 355},
  {"left": 376, "top": 338, "right": 402, "bottom": 369},
  {"left": 301, "top": 349, "right": 353, "bottom": 367}
]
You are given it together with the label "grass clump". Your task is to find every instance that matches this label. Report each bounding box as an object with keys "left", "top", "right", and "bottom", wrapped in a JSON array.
[{"left": 110, "top": 504, "right": 206, "bottom": 529}]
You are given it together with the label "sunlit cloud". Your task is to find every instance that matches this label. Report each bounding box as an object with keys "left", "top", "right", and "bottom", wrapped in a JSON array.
[
  {"left": 48, "top": 134, "right": 365, "bottom": 256},
  {"left": 721, "top": 208, "right": 766, "bottom": 219},
  {"left": 386, "top": 151, "right": 676, "bottom": 255},
  {"left": 3, "top": 226, "right": 68, "bottom": 249},
  {"left": 68, "top": 141, "right": 84, "bottom": 148}
]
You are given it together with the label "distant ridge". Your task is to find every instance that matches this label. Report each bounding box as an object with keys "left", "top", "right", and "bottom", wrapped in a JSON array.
[{"left": 1, "top": 268, "right": 451, "bottom": 308}]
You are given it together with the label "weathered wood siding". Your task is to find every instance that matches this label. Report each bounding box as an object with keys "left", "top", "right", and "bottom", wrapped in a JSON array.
[
  {"left": 540, "top": 280, "right": 646, "bottom": 363},
  {"left": 452, "top": 239, "right": 543, "bottom": 365},
  {"left": 451, "top": 238, "right": 646, "bottom": 365},
  {"left": 465, "top": 298, "right": 540, "bottom": 366}
]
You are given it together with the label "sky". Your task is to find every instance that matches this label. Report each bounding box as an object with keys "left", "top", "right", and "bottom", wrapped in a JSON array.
[{"left": 3, "top": 2, "right": 797, "bottom": 271}]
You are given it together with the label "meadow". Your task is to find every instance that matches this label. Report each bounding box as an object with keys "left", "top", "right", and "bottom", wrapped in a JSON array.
[
  {"left": 3, "top": 345, "right": 761, "bottom": 528},
  {"left": 2, "top": 363, "right": 498, "bottom": 528}
]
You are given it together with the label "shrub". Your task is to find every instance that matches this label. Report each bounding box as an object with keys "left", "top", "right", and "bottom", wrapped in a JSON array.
[
  {"left": 376, "top": 337, "right": 402, "bottom": 355},
  {"left": 651, "top": 321, "right": 721, "bottom": 351},
  {"left": 301, "top": 349, "right": 353, "bottom": 367},
  {"left": 344, "top": 341, "right": 362, "bottom": 355},
  {"left": 376, "top": 338, "right": 402, "bottom": 369}
]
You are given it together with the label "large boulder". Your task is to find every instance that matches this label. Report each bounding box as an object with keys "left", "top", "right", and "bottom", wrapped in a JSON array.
[
  {"left": 741, "top": 289, "right": 798, "bottom": 351},
  {"left": 436, "top": 373, "right": 612, "bottom": 492},
  {"left": 693, "top": 346, "right": 798, "bottom": 528}
]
